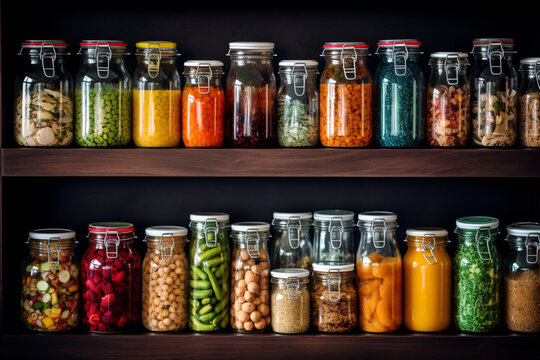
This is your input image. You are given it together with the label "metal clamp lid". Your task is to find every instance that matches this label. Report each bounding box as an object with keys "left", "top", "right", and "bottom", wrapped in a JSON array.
[
  {"left": 487, "top": 40, "right": 504, "bottom": 76},
  {"left": 327, "top": 269, "right": 342, "bottom": 300},
  {"left": 146, "top": 45, "right": 162, "bottom": 79},
  {"left": 421, "top": 234, "right": 438, "bottom": 265},
  {"left": 371, "top": 218, "right": 388, "bottom": 249},
  {"left": 103, "top": 229, "right": 121, "bottom": 259},
  {"left": 475, "top": 227, "right": 493, "bottom": 261},
  {"left": 525, "top": 233, "right": 540, "bottom": 264},
  {"left": 285, "top": 216, "right": 302, "bottom": 250},
  {"left": 195, "top": 62, "right": 213, "bottom": 94},
  {"left": 340, "top": 45, "right": 358, "bottom": 80},
  {"left": 245, "top": 229, "right": 261, "bottom": 259},
  {"left": 292, "top": 62, "right": 308, "bottom": 96},
  {"left": 39, "top": 43, "right": 57, "bottom": 78},
  {"left": 329, "top": 217, "right": 344, "bottom": 249},
  {"left": 286, "top": 277, "right": 300, "bottom": 300},
  {"left": 392, "top": 41, "right": 408, "bottom": 77},
  {"left": 204, "top": 218, "right": 219, "bottom": 248},
  {"left": 46, "top": 237, "right": 62, "bottom": 270},
  {"left": 95, "top": 43, "right": 112, "bottom": 79},
  {"left": 159, "top": 233, "right": 175, "bottom": 263},
  {"left": 444, "top": 54, "right": 460, "bottom": 86}
]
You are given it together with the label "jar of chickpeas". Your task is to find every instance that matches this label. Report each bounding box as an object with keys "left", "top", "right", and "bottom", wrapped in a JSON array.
[{"left": 142, "top": 226, "right": 189, "bottom": 332}]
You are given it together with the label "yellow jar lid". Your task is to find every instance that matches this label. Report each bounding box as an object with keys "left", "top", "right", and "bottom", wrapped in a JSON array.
[{"left": 136, "top": 41, "right": 177, "bottom": 49}]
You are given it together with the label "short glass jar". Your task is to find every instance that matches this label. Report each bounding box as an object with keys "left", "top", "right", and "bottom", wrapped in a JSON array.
[
  {"left": 271, "top": 212, "right": 313, "bottom": 271},
  {"left": 270, "top": 268, "right": 310, "bottom": 334},
  {"left": 312, "top": 210, "right": 355, "bottom": 263},
  {"left": 518, "top": 58, "right": 540, "bottom": 147}
]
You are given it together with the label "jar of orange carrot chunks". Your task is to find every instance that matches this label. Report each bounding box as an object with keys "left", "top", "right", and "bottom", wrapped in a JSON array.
[
  {"left": 182, "top": 61, "right": 225, "bottom": 147},
  {"left": 320, "top": 42, "right": 373, "bottom": 147}
]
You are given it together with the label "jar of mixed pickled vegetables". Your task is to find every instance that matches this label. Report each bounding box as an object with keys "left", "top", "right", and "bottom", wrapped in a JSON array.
[
  {"left": 427, "top": 52, "right": 470, "bottom": 147},
  {"left": 75, "top": 40, "right": 131, "bottom": 147},
  {"left": 356, "top": 211, "right": 401, "bottom": 333},
  {"left": 320, "top": 42, "right": 372, "bottom": 147},
  {"left": 21, "top": 229, "right": 80, "bottom": 331},
  {"left": 518, "top": 58, "right": 540, "bottom": 147},
  {"left": 142, "top": 226, "right": 189, "bottom": 332},
  {"left": 226, "top": 42, "right": 277, "bottom": 147},
  {"left": 312, "top": 210, "right": 355, "bottom": 263},
  {"left": 133, "top": 41, "right": 181, "bottom": 147},
  {"left": 470, "top": 38, "right": 518, "bottom": 147},
  {"left": 81, "top": 222, "right": 141, "bottom": 332},
  {"left": 454, "top": 216, "right": 501, "bottom": 332},
  {"left": 182, "top": 61, "right": 225, "bottom": 147},
  {"left": 271, "top": 212, "right": 313, "bottom": 271},
  {"left": 15, "top": 40, "right": 74, "bottom": 147}
]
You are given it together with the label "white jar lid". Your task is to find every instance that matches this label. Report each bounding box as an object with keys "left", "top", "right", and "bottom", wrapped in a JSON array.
[
  {"left": 357, "top": 211, "right": 397, "bottom": 221},
  {"left": 312, "top": 262, "right": 355, "bottom": 273},
  {"left": 430, "top": 52, "right": 468, "bottom": 59},
  {"left": 229, "top": 41, "right": 274, "bottom": 50},
  {"left": 271, "top": 268, "right": 310, "bottom": 279},
  {"left": 314, "top": 210, "right": 354, "bottom": 221},
  {"left": 456, "top": 216, "right": 499, "bottom": 230},
  {"left": 29, "top": 228, "right": 76, "bottom": 240},
  {"left": 145, "top": 226, "right": 187, "bottom": 237},
  {"left": 507, "top": 222, "right": 540, "bottom": 236},
  {"left": 231, "top": 222, "right": 270, "bottom": 232},
  {"left": 520, "top": 57, "right": 540, "bottom": 65},
  {"left": 406, "top": 227, "right": 448, "bottom": 237},
  {"left": 278, "top": 60, "right": 318, "bottom": 67},
  {"left": 273, "top": 212, "right": 312, "bottom": 220},
  {"left": 184, "top": 60, "right": 224, "bottom": 67},
  {"left": 190, "top": 212, "right": 230, "bottom": 222}
]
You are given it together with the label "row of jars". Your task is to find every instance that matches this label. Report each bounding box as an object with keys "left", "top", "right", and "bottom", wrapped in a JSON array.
[
  {"left": 15, "top": 39, "right": 540, "bottom": 148},
  {"left": 21, "top": 212, "right": 540, "bottom": 334}
]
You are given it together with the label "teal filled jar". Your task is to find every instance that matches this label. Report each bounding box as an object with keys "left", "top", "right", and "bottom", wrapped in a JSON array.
[
  {"left": 454, "top": 216, "right": 501, "bottom": 333},
  {"left": 374, "top": 39, "right": 425, "bottom": 147}
]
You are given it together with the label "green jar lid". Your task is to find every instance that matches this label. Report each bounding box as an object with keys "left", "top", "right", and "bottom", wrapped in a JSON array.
[{"left": 456, "top": 216, "right": 499, "bottom": 230}]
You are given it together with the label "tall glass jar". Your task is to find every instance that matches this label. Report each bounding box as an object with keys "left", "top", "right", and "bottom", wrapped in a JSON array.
[
  {"left": 230, "top": 222, "right": 271, "bottom": 332},
  {"left": 81, "top": 222, "right": 141, "bottom": 333},
  {"left": 403, "top": 228, "right": 452, "bottom": 332},
  {"left": 320, "top": 42, "right": 372, "bottom": 147},
  {"left": 518, "top": 58, "right": 540, "bottom": 147},
  {"left": 312, "top": 210, "right": 355, "bottom": 263},
  {"left": 427, "top": 52, "right": 470, "bottom": 147},
  {"left": 375, "top": 39, "right": 425, "bottom": 147},
  {"left": 21, "top": 229, "right": 80, "bottom": 331},
  {"left": 75, "top": 40, "right": 131, "bottom": 147},
  {"left": 271, "top": 212, "right": 313, "bottom": 271},
  {"left": 470, "top": 38, "right": 518, "bottom": 147},
  {"left": 277, "top": 60, "right": 319, "bottom": 147},
  {"left": 226, "top": 42, "right": 277, "bottom": 147},
  {"left": 15, "top": 41, "right": 73, "bottom": 146},
  {"left": 142, "top": 226, "right": 189, "bottom": 332},
  {"left": 311, "top": 262, "right": 358, "bottom": 332},
  {"left": 356, "top": 211, "right": 401, "bottom": 333},
  {"left": 270, "top": 268, "right": 310, "bottom": 334},
  {"left": 133, "top": 41, "right": 181, "bottom": 147},
  {"left": 188, "top": 213, "right": 230, "bottom": 332},
  {"left": 182, "top": 61, "right": 225, "bottom": 147},
  {"left": 504, "top": 222, "right": 540, "bottom": 333},
  {"left": 454, "top": 216, "right": 501, "bottom": 332}
]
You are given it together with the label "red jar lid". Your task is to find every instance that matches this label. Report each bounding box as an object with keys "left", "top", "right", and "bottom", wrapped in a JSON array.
[
  {"left": 323, "top": 42, "right": 369, "bottom": 49},
  {"left": 80, "top": 40, "right": 128, "bottom": 47},
  {"left": 88, "top": 222, "right": 135, "bottom": 233}
]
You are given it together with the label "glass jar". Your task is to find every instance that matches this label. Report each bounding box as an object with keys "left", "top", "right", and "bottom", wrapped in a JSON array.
[
  {"left": 271, "top": 212, "right": 313, "bottom": 271},
  {"left": 81, "top": 222, "right": 141, "bottom": 332},
  {"left": 226, "top": 42, "right": 277, "bottom": 147},
  {"left": 320, "top": 42, "right": 372, "bottom": 147},
  {"left": 15, "top": 40, "right": 73, "bottom": 146},
  {"left": 311, "top": 262, "right": 357, "bottom": 332},
  {"left": 312, "top": 210, "right": 355, "bottom": 263},
  {"left": 356, "top": 211, "right": 401, "bottom": 333},
  {"left": 454, "top": 216, "right": 501, "bottom": 332},
  {"left": 21, "top": 229, "right": 80, "bottom": 331},
  {"left": 182, "top": 61, "right": 225, "bottom": 147},
  {"left": 142, "top": 226, "right": 189, "bottom": 332},
  {"left": 270, "top": 268, "right": 310, "bottom": 334},
  {"left": 188, "top": 213, "right": 230, "bottom": 332},
  {"left": 427, "top": 52, "right": 470, "bottom": 147},
  {"left": 504, "top": 222, "right": 540, "bottom": 333},
  {"left": 75, "top": 41, "right": 131, "bottom": 147},
  {"left": 518, "top": 58, "right": 540, "bottom": 147},
  {"left": 403, "top": 228, "right": 452, "bottom": 332},
  {"left": 277, "top": 60, "right": 319, "bottom": 147},
  {"left": 230, "top": 222, "right": 271, "bottom": 332},
  {"left": 470, "top": 38, "right": 518, "bottom": 147},
  {"left": 133, "top": 41, "right": 181, "bottom": 147},
  {"left": 374, "top": 39, "right": 425, "bottom": 147}
]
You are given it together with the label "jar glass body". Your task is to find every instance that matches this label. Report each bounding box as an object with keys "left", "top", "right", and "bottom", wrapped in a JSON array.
[
  {"left": 312, "top": 220, "right": 355, "bottom": 263},
  {"left": 271, "top": 219, "right": 312, "bottom": 271},
  {"left": 270, "top": 277, "right": 310, "bottom": 334},
  {"left": 518, "top": 65, "right": 540, "bottom": 147}
]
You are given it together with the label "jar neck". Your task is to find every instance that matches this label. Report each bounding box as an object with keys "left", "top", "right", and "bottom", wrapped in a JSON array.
[
  {"left": 189, "top": 220, "right": 229, "bottom": 232},
  {"left": 271, "top": 277, "right": 309, "bottom": 285},
  {"left": 313, "top": 270, "right": 354, "bottom": 281},
  {"left": 230, "top": 56, "right": 273, "bottom": 66},
  {"left": 29, "top": 239, "right": 75, "bottom": 257},
  {"left": 406, "top": 236, "right": 448, "bottom": 249}
]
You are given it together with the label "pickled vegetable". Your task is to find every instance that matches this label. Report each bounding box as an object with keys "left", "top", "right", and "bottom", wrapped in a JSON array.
[{"left": 182, "top": 84, "right": 224, "bottom": 147}]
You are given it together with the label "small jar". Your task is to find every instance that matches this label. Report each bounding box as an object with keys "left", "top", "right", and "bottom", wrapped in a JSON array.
[
  {"left": 504, "top": 222, "right": 540, "bottom": 333},
  {"left": 403, "top": 228, "right": 452, "bottom": 332},
  {"left": 133, "top": 41, "right": 181, "bottom": 147},
  {"left": 81, "top": 222, "right": 141, "bottom": 333},
  {"left": 142, "top": 226, "right": 189, "bottom": 332},
  {"left": 270, "top": 268, "right": 310, "bottom": 334},
  {"left": 454, "top": 216, "right": 501, "bottom": 333},
  {"left": 15, "top": 40, "right": 74, "bottom": 146},
  {"left": 356, "top": 211, "right": 402, "bottom": 333},
  {"left": 271, "top": 212, "right": 313, "bottom": 271},
  {"left": 277, "top": 60, "right": 319, "bottom": 147},
  {"left": 230, "top": 222, "right": 271, "bottom": 332},
  {"left": 226, "top": 42, "right": 277, "bottom": 147},
  {"left": 182, "top": 61, "right": 225, "bottom": 147},
  {"left": 320, "top": 42, "right": 373, "bottom": 147},
  {"left": 21, "top": 229, "right": 80, "bottom": 331},
  {"left": 311, "top": 262, "right": 358, "bottom": 332},
  {"left": 470, "top": 38, "right": 518, "bottom": 147},
  {"left": 518, "top": 58, "right": 540, "bottom": 147},
  {"left": 75, "top": 40, "right": 132, "bottom": 147},
  {"left": 427, "top": 52, "right": 470, "bottom": 147},
  {"left": 312, "top": 210, "right": 355, "bottom": 263}
]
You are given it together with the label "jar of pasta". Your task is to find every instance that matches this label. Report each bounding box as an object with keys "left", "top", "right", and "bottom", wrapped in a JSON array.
[
  {"left": 312, "top": 210, "right": 355, "bottom": 264},
  {"left": 320, "top": 42, "right": 372, "bottom": 147},
  {"left": 270, "top": 268, "right": 310, "bottom": 334},
  {"left": 133, "top": 41, "right": 181, "bottom": 147},
  {"left": 518, "top": 58, "right": 540, "bottom": 147},
  {"left": 271, "top": 212, "right": 313, "bottom": 271}
]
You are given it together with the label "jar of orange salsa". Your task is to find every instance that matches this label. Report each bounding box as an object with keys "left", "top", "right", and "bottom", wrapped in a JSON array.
[
  {"left": 182, "top": 61, "right": 225, "bottom": 147},
  {"left": 403, "top": 228, "right": 452, "bottom": 332}
]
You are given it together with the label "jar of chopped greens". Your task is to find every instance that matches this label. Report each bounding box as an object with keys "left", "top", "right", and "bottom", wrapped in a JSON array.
[{"left": 454, "top": 216, "right": 501, "bottom": 333}]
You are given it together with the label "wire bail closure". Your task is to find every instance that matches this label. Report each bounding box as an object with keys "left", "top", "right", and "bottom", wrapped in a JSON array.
[
  {"left": 487, "top": 40, "right": 504, "bottom": 76},
  {"left": 444, "top": 54, "right": 460, "bottom": 86},
  {"left": 204, "top": 218, "right": 219, "bottom": 248},
  {"left": 39, "top": 43, "right": 57, "bottom": 78},
  {"left": 371, "top": 218, "right": 388, "bottom": 249},
  {"left": 159, "top": 232, "right": 175, "bottom": 263},
  {"left": 329, "top": 217, "right": 344, "bottom": 249},
  {"left": 327, "top": 269, "right": 342, "bottom": 300},
  {"left": 340, "top": 45, "right": 358, "bottom": 80},
  {"left": 287, "top": 216, "right": 302, "bottom": 250},
  {"left": 95, "top": 43, "right": 112, "bottom": 79},
  {"left": 104, "top": 229, "right": 121, "bottom": 259},
  {"left": 535, "top": 61, "right": 540, "bottom": 89},
  {"left": 475, "top": 227, "right": 493, "bottom": 261},
  {"left": 292, "top": 62, "right": 307, "bottom": 96},
  {"left": 525, "top": 233, "right": 540, "bottom": 264},
  {"left": 422, "top": 234, "right": 438, "bottom": 265},
  {"left": 245, "top": 229, "right": 261, "bottom": 259},
  {"left": 286, "top": 277, "right": 300, "bottom": 300},
  {"left": 196, "top": 63, "right": 212, "bottom": 94},
  {"left": 47, "top": 237, "right": 62, "bottom": 270},
  {"left": 392, "top": 42, "right": 409, "bottom": 76},
  {"left": 147, "top": 45, "right": 162, "bottom": 79}
]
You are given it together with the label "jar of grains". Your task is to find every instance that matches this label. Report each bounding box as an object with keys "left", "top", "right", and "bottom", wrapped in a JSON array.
[{"left": 270, "top": 268, "right": 310, "bottom": 334}]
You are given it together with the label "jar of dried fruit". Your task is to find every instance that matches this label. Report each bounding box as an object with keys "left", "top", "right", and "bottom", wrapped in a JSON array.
[
  {"left": 270, "top": 268, "right": 310, "bottom": 334},
  {"left": 271, "top": 212, "right": 313, "bottom": 271},
  {"left": 21, "top": 229, "right": 80, "bottom": 331},
  {"left": 518, "top": 58, "right": 540, "bottom": 147},
  {"left": 81, "top": 222, "right": 141, "bottom": 332},
  {"left": 312, "top": 210, "right": 355, "bottom": 264},
  {"left": 504, "top": 222, "right": 540, "bottom": 333},
  {"left": 15, "top": 40, "right": 74, "bottom": 147}
]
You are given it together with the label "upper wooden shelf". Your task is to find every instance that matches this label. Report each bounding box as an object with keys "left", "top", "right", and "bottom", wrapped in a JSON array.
[{"left": 2, "top": 148, "right": 540, "bottom": 177}]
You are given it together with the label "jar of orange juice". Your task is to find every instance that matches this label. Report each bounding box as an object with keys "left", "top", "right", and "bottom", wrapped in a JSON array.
[{"left": 403, "top": 227, "right": 452, "bottom": 332}]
